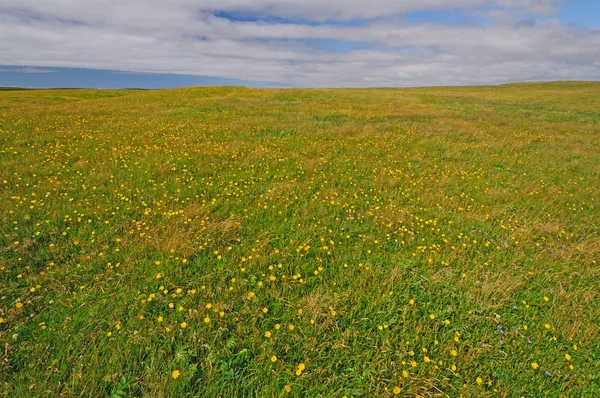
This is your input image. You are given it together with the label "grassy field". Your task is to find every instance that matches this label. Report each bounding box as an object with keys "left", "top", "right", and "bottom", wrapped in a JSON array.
[{"left": 0, "top": 82, "right": 599, "bottom": 397}]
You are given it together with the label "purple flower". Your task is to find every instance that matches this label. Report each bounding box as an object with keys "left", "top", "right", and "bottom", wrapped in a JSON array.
[{"left": 545, "top": 371, "right": 551, "bottom": 377}]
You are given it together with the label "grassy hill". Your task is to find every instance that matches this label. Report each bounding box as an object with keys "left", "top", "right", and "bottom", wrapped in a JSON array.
[{"left": 1, "top": 83, "right": 599, "bottom": 396}]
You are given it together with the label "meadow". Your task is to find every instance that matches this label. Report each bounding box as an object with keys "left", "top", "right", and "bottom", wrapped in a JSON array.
[{"left": 0, "top": 82, "right": 599, "bottom": 397}]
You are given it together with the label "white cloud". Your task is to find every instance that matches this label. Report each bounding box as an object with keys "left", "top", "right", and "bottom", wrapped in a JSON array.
[
  {"left": 0, "top": 0, "right": 598, "bottom": 87},
  {"left": 0, "top": 0, "right": 562, "bottom": 22}
]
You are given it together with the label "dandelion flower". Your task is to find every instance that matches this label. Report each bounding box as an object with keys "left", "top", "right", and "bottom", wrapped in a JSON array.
[{"left": 171, "top": 370, "right": 180, "bottom": 379}]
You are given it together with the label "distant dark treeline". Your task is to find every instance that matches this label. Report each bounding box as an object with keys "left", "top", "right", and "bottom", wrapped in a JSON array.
[
  {"left": 0, "top": 87, "right": 152, "bottom": 91},
  {"left": 0, "top": 87, "right": 30, "bottom": 91}
]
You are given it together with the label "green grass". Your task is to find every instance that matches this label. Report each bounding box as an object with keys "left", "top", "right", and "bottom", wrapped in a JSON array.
[{"left": 1, "top": 82, "right": 599, "bottom": 397}]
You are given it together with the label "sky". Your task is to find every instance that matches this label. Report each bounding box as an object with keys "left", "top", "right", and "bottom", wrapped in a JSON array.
[{"left": 0, "top": 0, "right": 599, "bottom": 88}]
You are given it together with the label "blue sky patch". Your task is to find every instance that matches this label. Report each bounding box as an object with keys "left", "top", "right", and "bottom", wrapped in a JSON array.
[{"left": 0, "top": 66, "right": 286, "bottom": 89}]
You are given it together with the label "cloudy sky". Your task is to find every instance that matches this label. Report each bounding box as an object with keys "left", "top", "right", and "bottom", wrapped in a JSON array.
[{"left": 0, "top": 0, "right": 599, "bottom": 87}]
